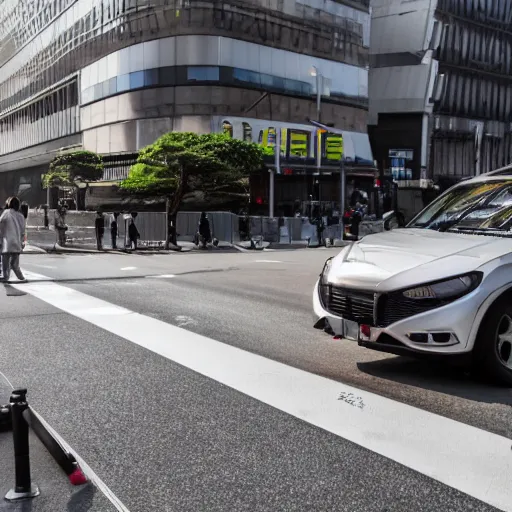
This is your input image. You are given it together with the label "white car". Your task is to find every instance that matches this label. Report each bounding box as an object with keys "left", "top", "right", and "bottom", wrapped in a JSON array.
[{"left": 313, "top": 167, "right": 512, "bottom": 385}]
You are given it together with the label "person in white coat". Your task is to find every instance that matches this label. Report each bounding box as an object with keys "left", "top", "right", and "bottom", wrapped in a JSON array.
[{"left": 0, "top": 196, "right": 26, "bottom": 282}]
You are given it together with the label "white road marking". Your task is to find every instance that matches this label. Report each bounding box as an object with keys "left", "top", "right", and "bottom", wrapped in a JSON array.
[
  {"left": 23, "top": 271, "right": 52, "bottom": 281},
  {"left": 252, "top": 260, "right": 283, "bottom": 264},
  {"left": 32, "top": 410, "right": 131, "bottom": 512},
  {"left": 146, "top": 274, "right": 176, "bottom": 279},
  {"left": 13, "top": 278, "right": 512, "bottom": 512},
  {"left": 175, "top": 315, "right": 197, "bottom": 327},
  {"left": 120, "top": 267, "right": 137, "bottom": 271},
  {"left": 28, "top": 264, "right": 56, "bottom": 269}
]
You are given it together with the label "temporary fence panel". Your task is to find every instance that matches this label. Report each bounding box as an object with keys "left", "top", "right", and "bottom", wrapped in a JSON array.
[
  {"left": 117, "top": 212, "right": 166, "bottom": 246},
  {"left": 176, "top": 211, "right": 239, "bottom": 243}
]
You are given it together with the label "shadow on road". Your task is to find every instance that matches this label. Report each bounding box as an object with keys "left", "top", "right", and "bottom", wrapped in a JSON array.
[
  {"left": 357, "top": 356, "right": 512, "bottom": 407},
  {"left": 66, "top": 483, "right": 97, "bottom": 511},
  {"left": 3, "top": 284, "right": 26, "bottom": 297}
]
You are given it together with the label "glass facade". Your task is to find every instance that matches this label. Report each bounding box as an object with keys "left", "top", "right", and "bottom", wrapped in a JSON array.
[
  {"left": 80, "top": 65, "right": 313, "bottom": 105},
  {"left": 0, "top": 0, "right": 369, "bottom": 113},
  {"left": 0, "top": 0, "right": 370, "bottom": 211},
  {"left": 0, "top": 80, "right": 78, "bottom": 156}
]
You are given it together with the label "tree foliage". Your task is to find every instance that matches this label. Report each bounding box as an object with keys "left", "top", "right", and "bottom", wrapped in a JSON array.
[
  {"left": 43, "top": 150, "right": 104, "bottom": 189},
  {"left": 120, "top": 132, "right": 265, "bottom": 212}
]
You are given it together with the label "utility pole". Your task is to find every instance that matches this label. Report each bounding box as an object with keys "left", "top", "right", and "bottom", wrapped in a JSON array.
[{"left": 269, "top": 128, "right": 280, "bottom": 219}]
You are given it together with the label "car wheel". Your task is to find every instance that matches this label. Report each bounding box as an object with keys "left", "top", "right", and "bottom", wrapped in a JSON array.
[{"left": 473, "top": 298, "right": 512, "bottom": 386}]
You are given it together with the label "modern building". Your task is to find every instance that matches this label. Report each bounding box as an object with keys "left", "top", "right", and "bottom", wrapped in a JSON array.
[
  {"left": 368, "top": 0, "right": 512, "bottom": 217},
  {"left": 0, "top": 0, "right": 373, "bottom": 214}
]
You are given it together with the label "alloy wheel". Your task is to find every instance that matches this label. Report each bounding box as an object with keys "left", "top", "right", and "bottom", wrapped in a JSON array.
[{"left": 496, "top": 314, "right": 512, "bottom": 370}]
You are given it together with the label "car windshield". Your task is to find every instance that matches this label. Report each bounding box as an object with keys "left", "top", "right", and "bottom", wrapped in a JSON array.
[{"left": 408, "top": 180, "right": 512, "bottom": 234}]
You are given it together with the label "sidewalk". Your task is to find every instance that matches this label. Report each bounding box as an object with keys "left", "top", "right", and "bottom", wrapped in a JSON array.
[
  {"left": 28, "top": 239, "right": 241, "bottom": 255},
  {"left": 0, "top": 380, "right": 116, "bottom": 511}
]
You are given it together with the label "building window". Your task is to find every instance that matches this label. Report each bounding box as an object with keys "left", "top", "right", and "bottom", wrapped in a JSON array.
[
  {"left": 242, "top": 122, "right": 252, "bottom": 142},
  {"left": 187, "top": 66, "right": 220, "bottom": 81},
  {"left": 107, "top": 77, "right": 117, "bottom": 95},
  {"left": 222, "top": 121, "right": 233, "bottom": 137},
  {"left": 158, "top": 67, "right": 175, "bottom": 86},
  {"left": 144, "top": 69, "right": 159, "bottom": 87},
  {"left": 117, "top": 74, "right": 130, "bottom": 92},
  {"left": 129, "top": 71, "right": 144, "bottom": 89},
  {"left": 233, "top": 68, "right": 260, "bottom": 85}
]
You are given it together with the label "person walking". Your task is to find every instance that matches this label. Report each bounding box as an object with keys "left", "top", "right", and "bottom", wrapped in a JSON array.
[
  {"left": 110, "top": 212, "right": 119, "bottom": 249},
  {"left": 95, "top": 211, "right": 105, "bottom": 250},
  {"left": 0, "top": 196, "right": 27, "bottom": 283},
  {"left": 198, "top": 212, "right": 211, "bottom": 249},
  {"left": 128, "top": 217, "right": 140, "bottom": 250}
]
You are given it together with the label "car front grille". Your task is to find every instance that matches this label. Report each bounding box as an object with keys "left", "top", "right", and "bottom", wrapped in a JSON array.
[
  {"left": 377, "top": 293, "right": 445, "bottom": 327},
  {"left": 324, "top": 285, "right": 375, "bottom": 325},
  {"left": 322, "top": 286, "right": 450, "bottom": 328}
]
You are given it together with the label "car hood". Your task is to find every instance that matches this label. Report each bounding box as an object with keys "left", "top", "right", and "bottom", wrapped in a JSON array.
[{"left": 328, "top": 228, "right": 512, "bottom": 291}]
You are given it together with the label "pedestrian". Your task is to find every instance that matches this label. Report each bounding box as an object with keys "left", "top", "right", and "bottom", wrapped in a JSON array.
[
  {"left": 128, "top": 218, "right": 140, "bottom": 250},
  {"left": 0, "top": 196, "right": 27, "bottom": 283},
  {"left": 110, "top": 212, "right": 119, "bottom": 249},
  {"left": 0, "top": 201, "right": 6, "bottom": 278},
  {"left": 314, "top": 211, "right": 325, "bottom": 246},
  {"left": 55, "top": 202, "right": 68, "bottom": 246},
  {"left": 20, "top": 202, "right": 29, "bottom": 249},
  {"left": 198, "top": 212, "right": 211, "bottom": 249},
  {"left": 350, "top": 203, "right": 363, "bottom": 239},
  {"left": 95, "top": 211, "right": 105, "bottom": 250}
]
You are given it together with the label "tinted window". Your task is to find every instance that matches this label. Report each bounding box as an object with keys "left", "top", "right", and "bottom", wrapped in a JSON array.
[
  {"left": 409, "top": 181, "right": 512, "bottom": 231},
  {"left": 129, "top": 71, "right": 144, "bottom": 89},
  {"left": 107, "top": 77, "right": 117, "bottom": 95},
  {"left": 93, "top": 83, "right": 104, "bottom": 100},
  {"left": 82, "top": 87, "right": 94, "bottom": 104},
  {"left": 117, "top": 74, "right": 130, "bottom": 92},
  {"left": 158, "top": 67, "right": 175, "bottom": 86},
  {"left": 187, "top": 67, "right": 220, "bottom": 81},
  {"left": 144, "top": 69, "right": 159, "bottom": 87},
  {"left": 233, "top": 68, "right": 260, "bottom": 85}
]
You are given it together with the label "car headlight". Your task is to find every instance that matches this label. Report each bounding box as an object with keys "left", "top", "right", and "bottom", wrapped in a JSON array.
[
  {"left": 402, "top": 272, "right": 482, "bottom": 301},
  {"left": 319, "top": 258, "right": 333, "bottom": 305},
  {"left": 320, "top": 257, "right": 333, "bottom": 284}
]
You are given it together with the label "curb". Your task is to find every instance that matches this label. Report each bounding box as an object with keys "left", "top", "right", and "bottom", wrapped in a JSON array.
[{"left": 30, "top": 243, "right": 241, "bottom": 255}]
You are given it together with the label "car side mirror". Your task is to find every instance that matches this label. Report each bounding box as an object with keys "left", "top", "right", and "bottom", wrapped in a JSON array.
[{"left": 383, "top": 211, "right": 406, "bottom": 231}]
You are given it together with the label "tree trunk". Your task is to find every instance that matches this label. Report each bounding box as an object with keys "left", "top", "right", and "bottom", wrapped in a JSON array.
[
  {"left": 76, "top": 187, "right": 87, "bottom": 210},
  {"left": 168, "top": 211, "right": 178, "bottom": 247},
  {"left": 164, "top": 197, "right": 171, "bottom": 250},
  {"left": 166, "top": 168, "right": 185, "bottom": 249}
]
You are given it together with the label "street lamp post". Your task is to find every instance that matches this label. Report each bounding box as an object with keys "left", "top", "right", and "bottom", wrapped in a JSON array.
[{"left": 310, "top": 66, "right": 323, "bottom": 123}]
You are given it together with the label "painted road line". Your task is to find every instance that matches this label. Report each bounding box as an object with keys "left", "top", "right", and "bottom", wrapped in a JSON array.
[
  {"left": 120, "top": 267, "right": 137, "bottom": 271},
  {"left": 13, "top": 278, "right": 512, "bottom": 512},
  {"left": 252, "top": 260, "right": 283, "bottom": 264},
  {"left": 146, "top": 274, "right": 176, "bottom": 279},
  {"left": 32, "top": 410, "right": 131, "bottom": 512}
]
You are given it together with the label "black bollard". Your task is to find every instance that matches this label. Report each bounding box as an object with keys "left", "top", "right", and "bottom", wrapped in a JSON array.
[
  {"left": 0, "top": 403, "right": 11, "bottom": 432},
  {"left": 23, "top": 407, "right": 87, "bottom": 485},
  {"left": 5, "top": 388, "right": 39, "bottom": 501}
]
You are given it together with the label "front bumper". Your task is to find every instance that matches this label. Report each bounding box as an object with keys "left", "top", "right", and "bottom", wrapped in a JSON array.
[{"left": 312, "top": 279, "right": 479, "bottom": 356}]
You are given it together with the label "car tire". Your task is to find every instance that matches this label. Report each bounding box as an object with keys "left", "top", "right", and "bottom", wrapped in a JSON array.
[{"left": 473, "top": 297, "right": 512, "bottom": 386}]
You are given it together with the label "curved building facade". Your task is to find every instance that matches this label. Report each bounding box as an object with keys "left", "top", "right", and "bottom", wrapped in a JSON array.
[
  {"left": 369, "top": 0, "right": 512, "bottom": 204},
  {"left": 0, "top": 0, "right": 372, "bottom": 210}
]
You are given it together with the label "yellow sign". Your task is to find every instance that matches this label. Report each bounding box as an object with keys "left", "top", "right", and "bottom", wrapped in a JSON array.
[
  {"left": 289, "top": 130, "right": 308, "bottom": 158},
  {"left": 325, "top": 134, "right": 343, "bottom": 161}
]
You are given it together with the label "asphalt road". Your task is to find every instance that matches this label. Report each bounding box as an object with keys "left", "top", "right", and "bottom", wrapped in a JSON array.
[{"left": 0, "top": 249, "right": 509, "bottom": 511}]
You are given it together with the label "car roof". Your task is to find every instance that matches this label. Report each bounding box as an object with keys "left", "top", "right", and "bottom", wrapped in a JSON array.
[{"left": 457, "top": 163, "right": 512, "bottom": 184}]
